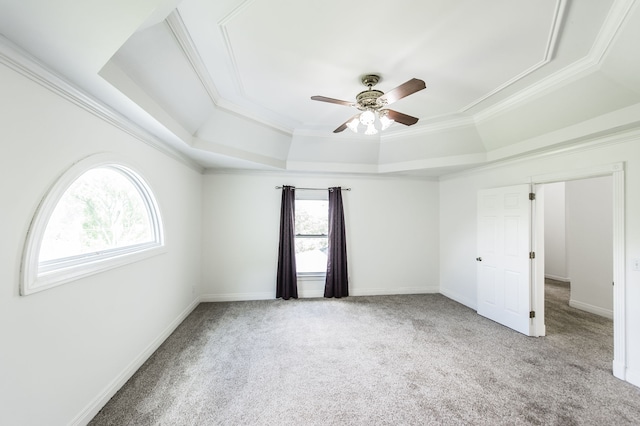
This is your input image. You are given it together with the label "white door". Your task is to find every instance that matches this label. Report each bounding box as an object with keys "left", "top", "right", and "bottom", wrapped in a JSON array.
[{"left": 477, "top": 184, "right": 533, "bottom": 336}]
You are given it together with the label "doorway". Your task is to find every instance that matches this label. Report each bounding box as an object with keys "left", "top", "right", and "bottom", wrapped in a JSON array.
[
  {"left": 543, "top": 178, "right": 613, "bottom": 319},
  {"left": 531, "top": 162, "right": 625, "bottom": 380}
]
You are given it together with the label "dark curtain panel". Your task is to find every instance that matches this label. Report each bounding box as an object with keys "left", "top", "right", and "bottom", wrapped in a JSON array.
[
  {"left": 276, "top": 186, "right": 298, "bottom": 299},
  {"left": 324, "top": 187, "right": 349, "bottom": 298}
]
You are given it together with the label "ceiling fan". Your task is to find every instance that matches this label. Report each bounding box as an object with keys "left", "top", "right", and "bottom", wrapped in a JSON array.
[{"left": 311, "top": 74, "right": 426, "bottom": 135}]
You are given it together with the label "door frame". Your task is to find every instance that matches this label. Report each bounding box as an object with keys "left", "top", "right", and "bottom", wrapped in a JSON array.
[{"left": 530, "top": 162, "right": 625, "bottom": 381}]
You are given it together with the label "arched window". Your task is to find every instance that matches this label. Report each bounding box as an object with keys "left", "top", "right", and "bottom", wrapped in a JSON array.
[{"left": 21, "top": 154, "right": 164, "bottom": 295}]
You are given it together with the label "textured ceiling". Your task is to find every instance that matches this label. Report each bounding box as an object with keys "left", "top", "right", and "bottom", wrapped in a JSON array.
[{"left": 1, "top": 0, "right": 639, "bottom": 176}]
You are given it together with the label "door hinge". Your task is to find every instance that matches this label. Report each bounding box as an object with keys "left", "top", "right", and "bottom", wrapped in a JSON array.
[
  {"left": 529, "top": 192, "right": 536, "bottom": 200},
  {"left": 529, "top": 311, "right": 535, "bottom": 318},
  {"left": 529, "top": 251, "right": 535, "bottom": 259}
]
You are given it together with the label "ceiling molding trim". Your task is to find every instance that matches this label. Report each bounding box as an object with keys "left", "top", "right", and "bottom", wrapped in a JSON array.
[
  {"left": 460, "top": 0, "right": 567, "bottom": 113},
  {"left": 486, "top": 102, "right": 640, "bottom": 163},
  {"left": 166, "top": 9, "right": 293, "bottom": 135},
  {"left": 377, "top": 153, "right": 487, "bottom": 174},
  {"left": 381, "top": 115, "right": 477, "bottom": 141},
  {"left": 473, "top": 0, "right": 637, "bottom": 125},
  {"left": 439, "top": 126, "right": 640, "bottom": 181},
  {"left": 286, "top": 161, "right": 380, "bottom": 175},
  {"left": 0, "top": 36, "right": 204, "bottom": 173},
  {"left": 203, "top": 167, "right": 440, "bottom": 182},
  {"left": 165, "top": 11, "right": 222, "bottom": 104},
  {"left": 217, "top": 0, "right": 257, "bottom": 98},
  {"left": 589, "top": 0, "right": 639, "bottom": 64},
  {"left": 192, "top": 136, "right": 287, "bottom": 170}
]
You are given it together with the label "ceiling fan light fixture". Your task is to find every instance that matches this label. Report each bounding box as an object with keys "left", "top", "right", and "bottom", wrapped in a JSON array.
[
  {"left": 379, "top": 111, "right": 394, "bottom": 130},
  {"left": 311, "top": 75, "right": 426, "bottom": 135},
  {"left": 359, "top": 110, "right": 375, "bottom": 125},
  {"left": 346, "top": 117, "right": 359, "bottom": 133}
]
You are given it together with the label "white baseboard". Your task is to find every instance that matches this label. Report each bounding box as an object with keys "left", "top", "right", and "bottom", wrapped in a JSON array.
[
  {"left": 625, "top": 366, "right": 640, "bottom": 388},
  {"left": 569, "top": 299, "right": 613, "bottom": 319},
  {"left": 613, "top": 359, "right": 626, "bottom": 381},
  {"left": 201, "top": 286, "right": 440, "bottom": 302},
  {"left": 350, "top": 285, "right": 440, "bottom": 296},
  {"left": 70, "top": 297, "right": 201, "bottom": 426},
  {"left": 545, "top": 274, "right": 570, "bottom": 282},
  {"left": 200, "top": 292, "right": 274, "bottom": 302},
  {"left": 440, "top": 287, "right": 476, "bottom": 310}
]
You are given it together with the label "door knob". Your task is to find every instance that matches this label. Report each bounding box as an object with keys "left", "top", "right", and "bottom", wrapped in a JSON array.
[{"left": 476, "top": 257, "right": 482, "bottom": 262}]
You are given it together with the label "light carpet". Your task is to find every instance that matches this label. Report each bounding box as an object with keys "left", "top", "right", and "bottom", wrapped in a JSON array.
[{"left": 89, "top": 281, "right": 640, "bottom": 425}]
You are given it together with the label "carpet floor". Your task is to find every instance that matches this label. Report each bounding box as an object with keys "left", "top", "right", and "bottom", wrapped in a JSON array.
[{"left": 89, "top": 282, "right": 640, "bottom": 425}]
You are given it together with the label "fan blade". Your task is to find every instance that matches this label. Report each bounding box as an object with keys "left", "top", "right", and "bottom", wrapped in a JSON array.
[
  {"left": 333, "top": 114, "right": 360, "bottom": 133},
  {"left": 379, "top": 78, "right": 426, "bottom": 105},
  {"left": 311, "top": 96, "right": 355, "bottom": 107},
  {"left": 386, "top": 109, "right": 419, "bottom": 126}
]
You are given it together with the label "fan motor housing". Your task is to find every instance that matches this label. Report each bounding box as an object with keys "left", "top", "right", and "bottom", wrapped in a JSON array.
[{"left": 356, "top": 89, "right": 384, "bottom": 111}]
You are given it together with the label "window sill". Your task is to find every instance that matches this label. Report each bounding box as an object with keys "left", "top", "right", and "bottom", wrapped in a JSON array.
[
  {"left": 297, "top": 273, "right": 326, "bottom": 281},
  {"left": 21, "top": 244, "right": 166, "bottom": 296}
]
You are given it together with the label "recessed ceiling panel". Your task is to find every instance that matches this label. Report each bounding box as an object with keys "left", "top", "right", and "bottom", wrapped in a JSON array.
[{"left": 219, "top": 0, "right": 561, "bottom": 131}]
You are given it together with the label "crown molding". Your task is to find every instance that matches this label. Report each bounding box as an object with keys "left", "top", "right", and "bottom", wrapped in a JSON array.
[
  {"left": 166, "top": 9, "right": 294, "bottom": 136},
  {"left": 460, "top": 0, "right": 567, "bottom": 113},
  {"left": 438, "top": 125, "right": 640, "bottom": 181},
  {"left": 203, "top": 167, "right": 440, "bottom": 182},
  {"left": 381, "top": 115, "right": 477, "bottom": 141},
  {"left": 0, "top": 35, "right": 204, "bottom": 173},
  {"left": 474, "top": 0, "right": 638, "bottom": 124}
]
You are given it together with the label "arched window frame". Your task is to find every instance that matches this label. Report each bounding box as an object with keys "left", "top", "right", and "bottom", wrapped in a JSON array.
[{"left": 21, "top": 153, "right": 165, "bottom": 295}]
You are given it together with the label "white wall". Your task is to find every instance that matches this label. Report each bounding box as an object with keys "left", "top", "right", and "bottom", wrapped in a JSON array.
[
  {"left": 0, "top": 62, "right": 203, "bottom": 425},
  {"left": 566, "top": 176, "right": 613, "bottom": 317},
  {"left": 201, "top": 172, "right": 440, "bottom": 300},
  {"left": 439, "top": 136, "right": 640, "bottom": 385},
  {"left": 544, "top": 182, "right": 568, "bottom": 281}
]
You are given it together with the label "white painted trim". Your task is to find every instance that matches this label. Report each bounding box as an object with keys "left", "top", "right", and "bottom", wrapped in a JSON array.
[
  {"left": 625, "top": 367, "right": 640, "bottom": 388},
  {"left": 201, "top": 292, "right": 275, "bottom": 302},
  {"left": 200, "top": 286, "right": 440, "bottom": 302},
  {"left": 0, "top": 35, "right": 203, "bottom": 173},
  {"left": 166, "top": 10, "right": 293, "bottom": 135},
  {"left": 569, "top": 299, "right": 614, "bottom": 319},
  {"left": 350, "top": 286, "right": 440, "bottom": 296},
  {"left": 377, "top": 153, "right": 487, "bottom": 174},
  {"left": 380, "top": 116, "right": 477, "bottom": 141},
  {"left": 440, "top": 128, "right": 639, "bottom": 181},
  {"left": 531, "top": 162, "right": 624, "bottom": 184},
  {"left": 474, "top": 0, "right": 638, "bottom": 124},
  {"left": 532, "top": 185, "right": 546, "bottom": 337},
  {"left": 612, "top": 166, "right": 626, "bottom": 380},
  {"left": 460, "top": 0, "right": 567, "bottom": 113},
  {"left": 20, "top": 153, "right": 166, "bottom": 295},
  {"left": 69, "top": 298, "right": 201, "bottom": 426},
  {"left": 530, "top": 162, "right": 626, "bottom": 382}
]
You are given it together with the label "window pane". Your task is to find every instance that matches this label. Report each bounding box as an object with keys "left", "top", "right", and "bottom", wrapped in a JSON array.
[
  {"left": 39, "top": 168, "right": 153, "bottom": 262},
  {"left": 295, "top": 200, "right": 328, "bottom": 235},
  {"left": 296, "top": 238, "right": 328, "bottom": 273},
  {"left": 295, "top": 199, "right": 328, "bottom": 273}
]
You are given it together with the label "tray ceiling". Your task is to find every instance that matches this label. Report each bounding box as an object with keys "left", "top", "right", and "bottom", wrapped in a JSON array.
[{"left": 1, "top": 0, "right": 639, "bottom": 176}]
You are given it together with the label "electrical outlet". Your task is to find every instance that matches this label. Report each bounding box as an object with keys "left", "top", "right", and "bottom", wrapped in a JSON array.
[{"left": 633, "top": 258, "right": 640, "bottom": 272}]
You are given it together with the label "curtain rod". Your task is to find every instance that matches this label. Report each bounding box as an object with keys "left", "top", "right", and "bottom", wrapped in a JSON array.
[{"left": 275, "top": 186, "right": 351, "bottom": 191}]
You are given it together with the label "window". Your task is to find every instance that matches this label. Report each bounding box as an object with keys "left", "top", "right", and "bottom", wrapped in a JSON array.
[
  {"left": 21, "top": 154, "right": 164, "bottom": 295},
  {"left": 295, "top": 198, "right": 328, "bottom": 275}
]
